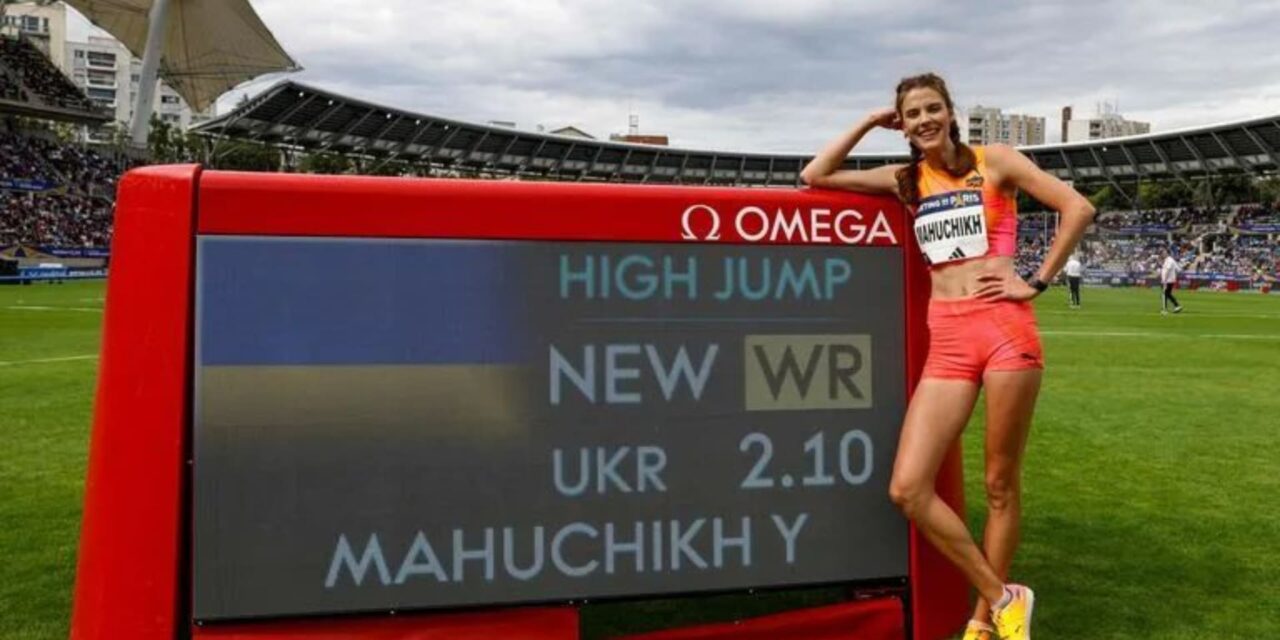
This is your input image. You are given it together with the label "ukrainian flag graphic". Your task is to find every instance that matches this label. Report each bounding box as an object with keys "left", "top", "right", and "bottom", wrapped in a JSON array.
[{"left": 195, "top": 237, "right": 537, "bottom": 442}]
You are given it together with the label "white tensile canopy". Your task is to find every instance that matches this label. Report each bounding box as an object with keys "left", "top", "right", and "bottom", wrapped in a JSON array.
[{"left": 63, "top": 0, "right": 300, "bottom": 144}]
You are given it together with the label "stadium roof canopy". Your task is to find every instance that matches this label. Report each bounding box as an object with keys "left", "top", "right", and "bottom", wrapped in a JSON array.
[
  {"left": 195, "top": 80, "right": 1280, "bottom": 204},
  {"left": 64, "top": 0, "right": 300, "bottom": 113}
]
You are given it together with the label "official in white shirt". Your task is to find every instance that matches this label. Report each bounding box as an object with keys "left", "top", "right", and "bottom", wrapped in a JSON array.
[
  {"left": 1065, "top": 254, "right": 1083, "bottom": 308},
  {"left": 1160, "top": 251, "right": 1183, "bottom": 313}
]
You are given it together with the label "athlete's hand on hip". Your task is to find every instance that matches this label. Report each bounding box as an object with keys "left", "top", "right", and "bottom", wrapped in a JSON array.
[
  {"left": 974, "top": 273, "right": 1039, "bottom": 301},
  {"left": 866, "top": 107, "right": 901, "bottom": 130}
]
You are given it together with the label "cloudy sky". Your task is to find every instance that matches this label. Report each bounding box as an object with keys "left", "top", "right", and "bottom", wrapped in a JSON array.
[{"left": 75, "top": 0, "right": 1280, "bottom": 153}]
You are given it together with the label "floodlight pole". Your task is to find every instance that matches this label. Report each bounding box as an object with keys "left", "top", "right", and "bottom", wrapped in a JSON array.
[{"left": 128, "top": 0, "right": 173, "bottom": 147}]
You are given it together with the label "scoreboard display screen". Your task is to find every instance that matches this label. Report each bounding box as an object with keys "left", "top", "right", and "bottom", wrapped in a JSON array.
[{"left": 192, "top": 236, "right": 908, "bottom": 620}]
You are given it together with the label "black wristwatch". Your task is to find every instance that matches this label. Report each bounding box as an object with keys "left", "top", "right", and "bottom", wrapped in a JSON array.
[{"left": 1029, "top": 278, "right": 1049, "bottom": 294}]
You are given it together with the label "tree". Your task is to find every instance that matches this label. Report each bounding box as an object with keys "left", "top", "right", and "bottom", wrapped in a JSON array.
[
  {"left": 1137, "top": 180, "right": 1193, "bottom": 209},
  {"left": 1256, "top": 177, "right": 1280, "bottom": 207},
  {"left": 1192, "top": 178, "right": 1215, "bottom": 208},
  {"left": 146, "top": 114, "right": 207, "bottom": 164},
  {"left": 49, "top": 121, "right": 79, "bottom": 145},
  {"left": 1163, "top": 181, "right": 1193, "bottom": 208},
  {"left": 1088, "top": 185, "right": 1116, "bottom": 210},
  {"left": 1148, "top": 181, "right": 1169, "bottom": 208},
  {"left": 299, "top": 151, "right": 351, "bottom": 175},
  {"left": 363, "top": 158, "right": 412, "bottom": 177},
  {"left": 1211, "top": 174, "right": 1255, "bottom": 205},
  {"left": 209, "top": 140, "right": 281, "bottom": 172}
]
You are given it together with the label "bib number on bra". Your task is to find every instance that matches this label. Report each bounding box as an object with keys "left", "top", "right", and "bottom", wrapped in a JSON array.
[{"left": 914, "top": 190, "right": 988, "bottom": 265}]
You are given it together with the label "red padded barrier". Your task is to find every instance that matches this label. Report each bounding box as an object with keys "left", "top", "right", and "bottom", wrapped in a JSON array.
[{"left": 615, "top": 597, "right": 903, "bottom": 640}]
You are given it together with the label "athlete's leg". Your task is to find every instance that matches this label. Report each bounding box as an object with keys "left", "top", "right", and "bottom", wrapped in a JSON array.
[
  {"left": 889, "top": 378, "right": 1006, "bottom": 604},
  {"left": 969, "top": 368, "right": 1042, "bottom": 624}
]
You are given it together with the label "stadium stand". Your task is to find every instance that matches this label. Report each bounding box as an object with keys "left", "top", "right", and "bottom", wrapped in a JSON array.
[
  {"left": 0, "top": 30, "right": 123, "bottom": 252},
  {"left": 0, "top": 190, "right": 112, "bottom": 247},
  {"left": 1096, "top": 206, "right": 1226, "bottom": 230},
  {"left": 0, "top": 126, "right": 126, "bottom": 248},
  {"left": 0, "top": 66, "right": 25, "bottom": 102},
  {"left": 194, "top": 80, "right": 1280, "bottom": 197},
  {"left": 0, "top": 130, "right": 57, "bottom": 181},
  {"left": 0, "top": 34, "right": 107, "bottom": 125},
  {"left": 45, "top": 138, "right": 129, "bottom": 198},
  {"left": 1237, "top": 203, "right": 1280, "bottom": 225},
  {"left": 0, "top": 36, "right": 95, "bottom": 112},
  {"left": 1016, "top": 205, "right": 1279, "bottom": 286}
]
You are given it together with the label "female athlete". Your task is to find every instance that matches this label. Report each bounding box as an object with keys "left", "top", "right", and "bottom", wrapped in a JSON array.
[{"left": 801, "top": 73, "right": 1095, "bottom": 640}]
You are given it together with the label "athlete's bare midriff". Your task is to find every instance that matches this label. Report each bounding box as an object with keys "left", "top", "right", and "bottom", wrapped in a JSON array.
[{"left": 929, "top": 255, "right": 1018, "bottom": 300}]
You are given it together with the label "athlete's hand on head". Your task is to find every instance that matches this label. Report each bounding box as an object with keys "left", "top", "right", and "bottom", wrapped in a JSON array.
[
  {"left": 867, "top": 107, "right": 901, "bottom": 130},
  {"left": 974, "top": 273, "right": 1039, "bottom": 302}
]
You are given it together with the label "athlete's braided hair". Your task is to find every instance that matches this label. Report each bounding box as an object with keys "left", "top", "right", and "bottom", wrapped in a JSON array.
[{"left": 893, "top": 73, "right": 976, "bottom": 207}]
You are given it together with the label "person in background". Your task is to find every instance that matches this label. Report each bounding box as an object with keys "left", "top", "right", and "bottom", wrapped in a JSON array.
[
  {"left": 1160, "top": 249, "right": 1184, "bottom": 314},
  {"left": 1064, "top": 254, "right": 1083, "bottom": 308}
]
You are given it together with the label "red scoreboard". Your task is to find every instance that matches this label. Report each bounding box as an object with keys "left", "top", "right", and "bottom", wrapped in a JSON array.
[{"left": 71, "top": 166, "right": 968, "bottom": 639}]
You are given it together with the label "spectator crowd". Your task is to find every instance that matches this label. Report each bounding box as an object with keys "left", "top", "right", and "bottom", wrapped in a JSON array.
[
  {"left": 0, "top": 131, "right": 125, "bottom": 247},
  {"left": 1016, "top": 203, "right": 1278, "bottom": 283},
  {"left": 0, "top": 37, "right": 96, "bottom": 112}
]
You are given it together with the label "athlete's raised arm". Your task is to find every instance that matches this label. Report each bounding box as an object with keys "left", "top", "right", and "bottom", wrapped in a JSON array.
[{"left": 801, "top": 107, "right": 905, "bottom": 196}]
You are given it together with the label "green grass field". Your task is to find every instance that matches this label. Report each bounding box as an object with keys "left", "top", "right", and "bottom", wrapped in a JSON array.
[{"left": 1, "top": 281, "right": 1277, "bottom": 639}]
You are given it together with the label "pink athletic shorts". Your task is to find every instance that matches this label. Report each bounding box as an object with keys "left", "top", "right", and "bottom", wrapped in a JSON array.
[{"left": 922, "top": 297, "right": 1044, "bottom": 383}]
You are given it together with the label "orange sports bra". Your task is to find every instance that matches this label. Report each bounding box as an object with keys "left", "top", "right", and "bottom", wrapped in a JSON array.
[{"left": 912, "top": 146, "right": 1018, "bottom": 267}]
